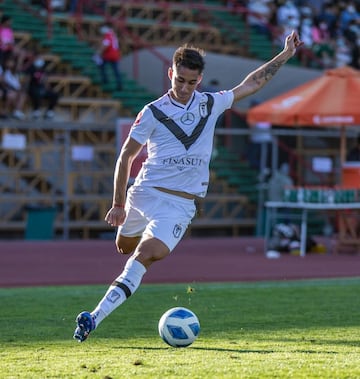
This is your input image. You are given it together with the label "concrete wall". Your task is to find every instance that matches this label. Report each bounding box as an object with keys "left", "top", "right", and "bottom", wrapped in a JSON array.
[{"left": 121, "top": 46, "right": 323, "bottom": 111}]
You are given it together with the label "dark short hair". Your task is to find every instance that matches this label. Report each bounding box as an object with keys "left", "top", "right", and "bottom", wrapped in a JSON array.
[{"left": 172, "top": 45, "right": 205, "bottom": 73}]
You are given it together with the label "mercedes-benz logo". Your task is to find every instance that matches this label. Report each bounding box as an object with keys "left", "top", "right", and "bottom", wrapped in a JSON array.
[{"left": 180, "top": 112, "right": 195, "bottom": 125}]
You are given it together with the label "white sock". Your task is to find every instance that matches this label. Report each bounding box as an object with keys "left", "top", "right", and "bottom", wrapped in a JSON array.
[{"left": 91, "top": 258, "right": 146, "bottom": 327}]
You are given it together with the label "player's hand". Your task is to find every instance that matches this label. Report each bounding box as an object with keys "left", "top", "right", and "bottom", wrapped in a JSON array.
[
  {"left": 105, "top": 207, "right": 126, "bottom": 227},
  {"left": 285, "top": 30, "right": 304, "bottom": 56}
]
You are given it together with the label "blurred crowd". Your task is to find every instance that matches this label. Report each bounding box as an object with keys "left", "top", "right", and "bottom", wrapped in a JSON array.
[
  {"left": 0, "top": 14, "right": 60, "bottom": 120},
  {"left": 2, "top": 0, "right": 360, "bottom": 120},
  {"left": 0, "top": 2, "right": 123, "bottom": 120},
  {"left": 228, "top": 0, "right": 360, "bottom": 69},
  {"left": 33, "top": 0, "right": 360, "bottom": 71}
]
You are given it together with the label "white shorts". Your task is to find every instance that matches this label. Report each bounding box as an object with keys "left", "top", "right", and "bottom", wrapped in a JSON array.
[{"left": 117, "top": 186, "right": 196, "bottom": 251}]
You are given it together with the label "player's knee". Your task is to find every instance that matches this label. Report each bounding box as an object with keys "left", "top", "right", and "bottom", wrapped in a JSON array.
[
  {"left": 115, "top": 241, "right": 132, "bottom": 254},
  {"left": 133, "top": 242, "right": 170, "bottom": 267},
  {"left": 134, "top": 250, "right": 169, "bottom": 268},
  {"left": 116, "top": 243, "right": 131, "bottom": 254},
  {"left": 115, "top": 235, "right": 139, "bottom": 255},
  {"left": 149, "top": 250, "right": 168, "bottom": 262}
]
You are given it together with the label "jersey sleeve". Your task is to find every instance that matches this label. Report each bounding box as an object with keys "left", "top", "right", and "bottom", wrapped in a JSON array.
[
  {"left": 210, "top": 90, "right": 234, "bottom": 113},
  {"left": 129, "top": 106, "right": 155, "bottom": 145}
]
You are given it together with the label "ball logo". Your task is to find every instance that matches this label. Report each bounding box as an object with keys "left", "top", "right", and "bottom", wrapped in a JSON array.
[
  {"left": 181, "top": 112, "right": 195, "bottom": 125},
  {"left": 158, "top": 307, "right": 200, "bottom": 347}
]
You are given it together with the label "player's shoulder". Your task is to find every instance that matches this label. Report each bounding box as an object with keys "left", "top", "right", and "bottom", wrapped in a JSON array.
[
  {"left": 202, "top": 89, "right": 234, "bottom": 105},
  {"left": 144, "top": 92, "right": 171, "bottom": 113},
  {"left": 201, "top": 89, "right": 231, "bottom": 98},
  {"left": 138, "top": 93, "right": 167, "bottom": 120},
  {"left": 190, "top": 90, "right": 215, "bottom": 105}
]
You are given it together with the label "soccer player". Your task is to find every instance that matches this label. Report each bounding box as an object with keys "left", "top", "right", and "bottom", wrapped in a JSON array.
[{"left": 73, "top": 30, "right": 303, "bottom": 342}]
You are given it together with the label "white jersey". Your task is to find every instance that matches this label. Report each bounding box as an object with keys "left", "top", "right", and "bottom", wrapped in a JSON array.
[{"left": 129, "top": 89, "right": 234, "bottom": 197}]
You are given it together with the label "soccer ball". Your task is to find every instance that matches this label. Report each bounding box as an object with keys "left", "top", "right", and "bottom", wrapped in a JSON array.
[{"left": 158, "top": 307, "right": 200, "bottom": 348}]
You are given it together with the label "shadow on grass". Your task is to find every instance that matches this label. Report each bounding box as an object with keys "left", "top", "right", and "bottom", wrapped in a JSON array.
[
  {"left": 110, "top": 345, "right": 341, "bottom": 354},
  {"left": 253, "top": 336, "right": 360, "bottom": 348}
]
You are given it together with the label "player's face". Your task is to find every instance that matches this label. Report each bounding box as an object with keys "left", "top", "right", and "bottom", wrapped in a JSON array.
[{"left": 169, "top": 65, "right": 202, "bottom": 105}]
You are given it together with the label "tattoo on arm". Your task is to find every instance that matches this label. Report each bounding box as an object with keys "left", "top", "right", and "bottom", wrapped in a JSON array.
[{"left": 252, "top": 60, "right": 286, "bottom": 85}]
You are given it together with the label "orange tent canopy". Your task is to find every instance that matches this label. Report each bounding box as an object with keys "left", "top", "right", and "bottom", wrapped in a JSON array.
[{"left": 247, "top": 66, "right": 360, "bottom": 127}]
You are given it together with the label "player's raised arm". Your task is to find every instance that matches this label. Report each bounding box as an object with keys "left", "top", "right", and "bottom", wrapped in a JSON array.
[{"left": 231, "top": 30, "right": 303, "bottom": 103}]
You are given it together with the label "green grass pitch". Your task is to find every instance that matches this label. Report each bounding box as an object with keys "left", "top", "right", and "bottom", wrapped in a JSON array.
[{"left": 0, "top": 278, "right": 360, "bottom": 378}]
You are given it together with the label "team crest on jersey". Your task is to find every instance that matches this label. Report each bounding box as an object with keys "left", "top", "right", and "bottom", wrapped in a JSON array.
[
  {"left": 173, "top": 224, "right": 182, "bottom": 238},
  {"left": 199, "top": 101, "right": 208, "bottom": 118}
]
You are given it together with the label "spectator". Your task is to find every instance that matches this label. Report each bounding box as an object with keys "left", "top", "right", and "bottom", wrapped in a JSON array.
[
  {"left": 299, "top": 7, "right": 314, "bottom": 47},
  {"left": 247, "top": 0, "right": 273, "bottom": 37},
  {"left": 0, "top": 15, "right": 15, "bottom": 67},
  {"left": 247, "top": 106, "right": 272, "bottom": 171},
  {"left": 296, "top": 7, "right": 316, "bottom": 66},
  {"left": 267, "top": 162, "right": 293, "bottom": 202},
  {"left": 0, "top": 64, "right": 9, "bottom": 118},
  {"left": 2, "top": 58, "right": 26, "bottom": 120},
  {"left": 0, "top": 14, "right": 26, "bottom": 69},
  {"left": 306, "top": 16, "right": 335, "bottom": 68},
  {"left": 334, "top": 35, "right": 353, "bottom": 67},
  {"left": 274, "top": 0, "right": 300, "bottom": 46},
  {"left": 312, "top": 16, "right": 332, "bottom": 45},
  {"left": 1, "top": 60, "right": 27, "bottom": 119},
  {"left": 318, "top": 2, "right": 340, "bottom": 39},
  {"left": 69, "top": 0, "right": 79, "bottom": 14},
  {"left": 26, "top": 57, "right": 60, "bottom": 119},
  {"left": 339, "top": 0, "right": 360, "bottom": 32},
  {"left": 277, "top": 0, "right": 301, "bottom": 30},
  {"left": 34, "top": 0, "right": 67, "bottom": 13},
  {"left": 95, "top": 23, "right": 122, "bottom": 90},
  {"left": 343, "top": 18, "right": 360, "bottom": 68}
]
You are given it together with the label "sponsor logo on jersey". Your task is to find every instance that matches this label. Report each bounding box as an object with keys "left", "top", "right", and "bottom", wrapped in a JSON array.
[
  {"left": 162, "top": 156, "right": 203, "bottom": 171},
  {"left": 181, "top": 112, "right": 195, "bottom": 125}
]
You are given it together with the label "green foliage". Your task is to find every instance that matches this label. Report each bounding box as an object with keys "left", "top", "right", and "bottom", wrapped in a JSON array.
[{"left": 1, "top": 279, "right": 360, "bottom": 378}]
